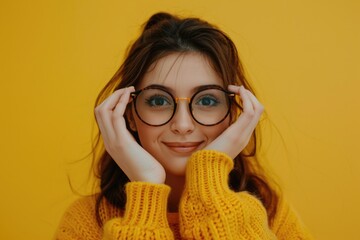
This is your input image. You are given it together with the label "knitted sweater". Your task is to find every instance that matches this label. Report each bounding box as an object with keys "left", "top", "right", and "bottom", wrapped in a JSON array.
[{"left": 54, "top": 150, "right": 312, "bottom": 239}]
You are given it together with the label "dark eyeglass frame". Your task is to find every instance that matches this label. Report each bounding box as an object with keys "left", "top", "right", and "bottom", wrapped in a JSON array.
[{"left": 130, "top": 85, "right": 236, "bottom": 127}]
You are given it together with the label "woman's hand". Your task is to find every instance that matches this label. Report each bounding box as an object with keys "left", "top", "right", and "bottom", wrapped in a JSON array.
[
  {"left": 94, "top": 86, "right": 166, "bottom": 184},
  {"left": 205, "top": 85, "right": 264, "bottom": 159}
]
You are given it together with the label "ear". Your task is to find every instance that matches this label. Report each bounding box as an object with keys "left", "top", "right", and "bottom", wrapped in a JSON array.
[{"left": 125, "top": 106, "right": 137, "bottom": 132}]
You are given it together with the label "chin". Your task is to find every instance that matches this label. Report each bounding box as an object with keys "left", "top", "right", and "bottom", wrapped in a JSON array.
[
  {"left": 163, "top": 160, "right": 187, "bottom": 177},
  {"left": 168, "top": 169, "right": 186, "bottom": 177}
]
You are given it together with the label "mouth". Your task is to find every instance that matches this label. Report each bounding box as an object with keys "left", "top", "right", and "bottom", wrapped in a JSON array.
[{"left": 162, "top": 141, "right": 204, "bottom": 154}]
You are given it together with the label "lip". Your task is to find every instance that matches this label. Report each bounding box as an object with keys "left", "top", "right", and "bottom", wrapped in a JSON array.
[{"left": 162, "top": 141, "right": 204, "bottom": 154}]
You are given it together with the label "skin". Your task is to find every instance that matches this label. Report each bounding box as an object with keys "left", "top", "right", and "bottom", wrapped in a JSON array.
[
  {"left": 94, "top": 52, "right": 264, "bottom": 211},
  {"left": 133, "top": 53, "right": 231, "bottom": 177}
]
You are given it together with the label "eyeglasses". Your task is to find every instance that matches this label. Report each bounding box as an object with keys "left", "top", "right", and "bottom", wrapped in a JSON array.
[{"left": 131, "top": 85, "right": 235, "bottom": 126}]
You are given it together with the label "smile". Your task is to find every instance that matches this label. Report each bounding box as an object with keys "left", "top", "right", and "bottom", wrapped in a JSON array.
[{"left": 162, "top": 141, "right": 204, "bottom": 154}]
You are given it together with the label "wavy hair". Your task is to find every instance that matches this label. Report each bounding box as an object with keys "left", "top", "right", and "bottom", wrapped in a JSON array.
[{"left": 92, "top": 12, "right": 280, "bottom": 226}]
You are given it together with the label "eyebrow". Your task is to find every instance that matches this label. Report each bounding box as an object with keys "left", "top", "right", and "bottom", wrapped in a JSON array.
[{"left": 144, "top": 84, "right": 225, "bottom": 94}]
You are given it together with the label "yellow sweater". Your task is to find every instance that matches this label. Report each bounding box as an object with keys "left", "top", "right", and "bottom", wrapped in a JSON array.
[{"left": 54, "top": 150, "right": 312, "bottom": 239}]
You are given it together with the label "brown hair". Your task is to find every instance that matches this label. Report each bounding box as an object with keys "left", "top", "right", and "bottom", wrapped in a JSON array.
[{"left": 92, "top": 12, "right": 279, "bottom": 225}]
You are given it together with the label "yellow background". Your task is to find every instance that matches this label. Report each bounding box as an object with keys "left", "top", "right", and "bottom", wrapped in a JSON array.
[{"left": 1, "top": 0, "right": 359, "bottom": 239}]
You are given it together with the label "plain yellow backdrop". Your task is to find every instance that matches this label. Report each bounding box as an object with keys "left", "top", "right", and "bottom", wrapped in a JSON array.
[{"left": 1, "top": 0, "right": 359, "bottom": 239}]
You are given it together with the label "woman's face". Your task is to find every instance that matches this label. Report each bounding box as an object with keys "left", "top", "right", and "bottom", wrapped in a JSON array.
[{"left": 131, "top": 52, "right": 230, "bottom": 177}]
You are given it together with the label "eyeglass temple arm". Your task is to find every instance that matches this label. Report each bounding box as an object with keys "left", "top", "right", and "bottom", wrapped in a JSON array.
[{"left": 130, "top": 90, "right": 142, "bottom": 98}]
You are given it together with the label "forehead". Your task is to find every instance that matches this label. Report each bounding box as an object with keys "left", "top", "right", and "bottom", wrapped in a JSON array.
[{"left": 138, "top": 52, "right": 224, "bottom": 94}]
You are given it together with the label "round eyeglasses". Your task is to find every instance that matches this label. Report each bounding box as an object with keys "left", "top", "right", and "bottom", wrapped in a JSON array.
[{"left": 131, "top": 85, "right": 235, "bottom": 126}]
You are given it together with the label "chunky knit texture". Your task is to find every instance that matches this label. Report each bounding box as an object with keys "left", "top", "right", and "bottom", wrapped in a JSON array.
[
  {"left": 180, "top": 150, "right": 277, "bottom": 239},
  {"left": 54, "top": 150, "right": 313, "bottom": 239},
  {"left": 103, "top": 183, "right": 174, "bottom": 239}
]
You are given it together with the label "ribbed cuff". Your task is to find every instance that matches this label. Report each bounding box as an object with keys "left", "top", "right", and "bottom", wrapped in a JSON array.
[
  {"left": 186, "top": 150, "right": 234, "bottom": 197},
  {"left": 122, "top": 182, "right": 170, "bottom": 228}
]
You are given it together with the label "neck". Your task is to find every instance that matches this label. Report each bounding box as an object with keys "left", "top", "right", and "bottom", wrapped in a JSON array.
[{"left": 165, "top": 174, "right": 185, "bottom": 212}]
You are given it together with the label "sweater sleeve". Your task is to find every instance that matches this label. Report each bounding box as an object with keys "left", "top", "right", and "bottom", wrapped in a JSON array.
[
  {"left": 179, "top": 150, "right": 277, "bottom": 240},
  {"left": 103, "top": 181, "right": 174, "bottom": 240}
]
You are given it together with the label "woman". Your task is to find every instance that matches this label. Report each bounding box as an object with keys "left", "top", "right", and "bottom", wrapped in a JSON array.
[{"left": 55, "top": 12, "right": 312, "bottom": 239}]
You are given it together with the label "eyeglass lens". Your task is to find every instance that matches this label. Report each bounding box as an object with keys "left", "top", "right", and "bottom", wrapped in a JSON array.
[{"left": 134, "top": 88, "right": 230, "bottom": 126}]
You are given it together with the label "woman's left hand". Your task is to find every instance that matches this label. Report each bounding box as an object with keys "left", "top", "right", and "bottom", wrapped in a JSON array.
[{"left": 204, "top": 85, "right": 264, "bottom": 158}]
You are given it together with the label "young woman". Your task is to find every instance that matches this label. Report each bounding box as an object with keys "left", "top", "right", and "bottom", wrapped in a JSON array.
[{"left": 55, "top": 12, "right": 312, "bottom": 239}]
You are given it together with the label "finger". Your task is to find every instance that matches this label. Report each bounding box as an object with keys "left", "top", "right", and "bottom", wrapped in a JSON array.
[
  {"left": 227, "top": 84, "right": 240, "bottom": 93},
  {"left": 236, "top": 90, "right": 263, "bottom": 142},
  {"left": 113, "top": 87, "right": 135, "bottom": 116},
  {"left": 112, "top": 87, "right": 133, "bottom": 131},
  {"left": 95, "top": 111, "right": 110, "bottom": 143},
  {"left": 95, "top": 106, "right": 113, "bottom": 143},
  {"left": 228, "top": 85, "right": 262, "bottom": 118},
  {"left": 229, "top": 87, "right": 261, "bottom": 141},
  {"left": 224, "top": 85, "right": 253, "bottom": 131},
  {"left": 239, "top": 88, "right": 264, "bottom": 125},
  {"left": 98, "top": 87, "right": 134, "bottom": 111},
  {"left": 95, "top": 87, "right": 134, "bottom": 141},
  {"left": 207, "top": 86, "right": 263, "bottom": 157},
  {"left": 242, "top": 89, "right": 264, "bottom": 131},
  {"left": 239, "top": 86, "right": 255, "bottom": 118},
  {"left": 95, "top": 89, "right": 127, "bottom": 141},
  {"left": 245, "top": 89, "right": 264, "bottom": 116}
]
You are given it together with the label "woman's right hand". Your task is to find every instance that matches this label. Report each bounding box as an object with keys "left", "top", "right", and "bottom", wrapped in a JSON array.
[{"left": 94, "top": 86, "right": 166, "bottom": 184}]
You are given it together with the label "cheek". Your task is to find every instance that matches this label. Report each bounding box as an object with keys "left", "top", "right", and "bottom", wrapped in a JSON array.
[
  {"left": 131, "top": 107, "right": 153, "bottom": 146},
  {"left": 204, "top": 117, "right": 231, "bottom": 141},
  {"left": 134, "top": 119, "right": 162, "bottom": 150}
]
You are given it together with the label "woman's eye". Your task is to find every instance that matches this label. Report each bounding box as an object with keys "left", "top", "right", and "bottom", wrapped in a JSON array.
[
  {"left": 196, "top": 96, "right": 219, "bottom": 106},
  {"left": 146, "top": 95, "right": 171, "bottom": 107}
]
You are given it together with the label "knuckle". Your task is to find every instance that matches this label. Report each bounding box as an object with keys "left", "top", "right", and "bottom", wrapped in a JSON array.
[
  {"left": 95, "top": 108, "right": 105, "bottom": 117},
  {"left": 94, "top": 108, "right": 102, "bottom": 119},
  {"left": 245, "top": 110, "right": 255, "bottom": 118},
  {"left": 118, "top": 97, "right": 127, "bottom": 104},
  {"left": 114, "top": 88, "right": 125, "bottom": 93},
  {"left": 257, "top": 104, "right": 264, "bottom": 113},
  {"left": 111, "top": 111, "right": 120, "bottom": 121},
  {"left": 94, "top": 106, "right": 101, "bottom": 115}
]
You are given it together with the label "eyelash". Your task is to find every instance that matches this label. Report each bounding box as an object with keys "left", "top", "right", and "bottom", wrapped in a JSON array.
[
  {"left": 195, "top": 95, "right": 220, "bottom": 106},
  {"left": 145, "top": 95, "right": 172, "bottom": 107}
]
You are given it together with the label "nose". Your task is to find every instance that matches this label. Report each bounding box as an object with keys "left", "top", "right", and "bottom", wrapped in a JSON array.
[{"left": 170, "top": 100, "right": 195, "bottom": 134}]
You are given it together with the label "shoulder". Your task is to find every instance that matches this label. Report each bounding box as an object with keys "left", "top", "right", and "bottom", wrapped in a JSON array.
[
  {"left": 234, "top": 191, "right": 269, "bottom": 223},
  {"left": 271, "top": 196, "right": 313, "bottom": 239},
  {"left": 57, "top": 195, "right": 99, "bottom": 226},
  {"left": 63, "top": 194, "right": 122, "bottom": 220},
  {"left": 54, "top": 195, "right": 100, "bottom": 239},
  {"left": 66, "top": 195, "right": 97, "bottom": 213},
  {"left": 234, "top": 192, "right": 313, "bottom": 239},
  {"left": 62, "top": 196, "right": 98, "bottom": 220},
  {"left": 54, "top": 195, "right": 122, "bottom": 239}
]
